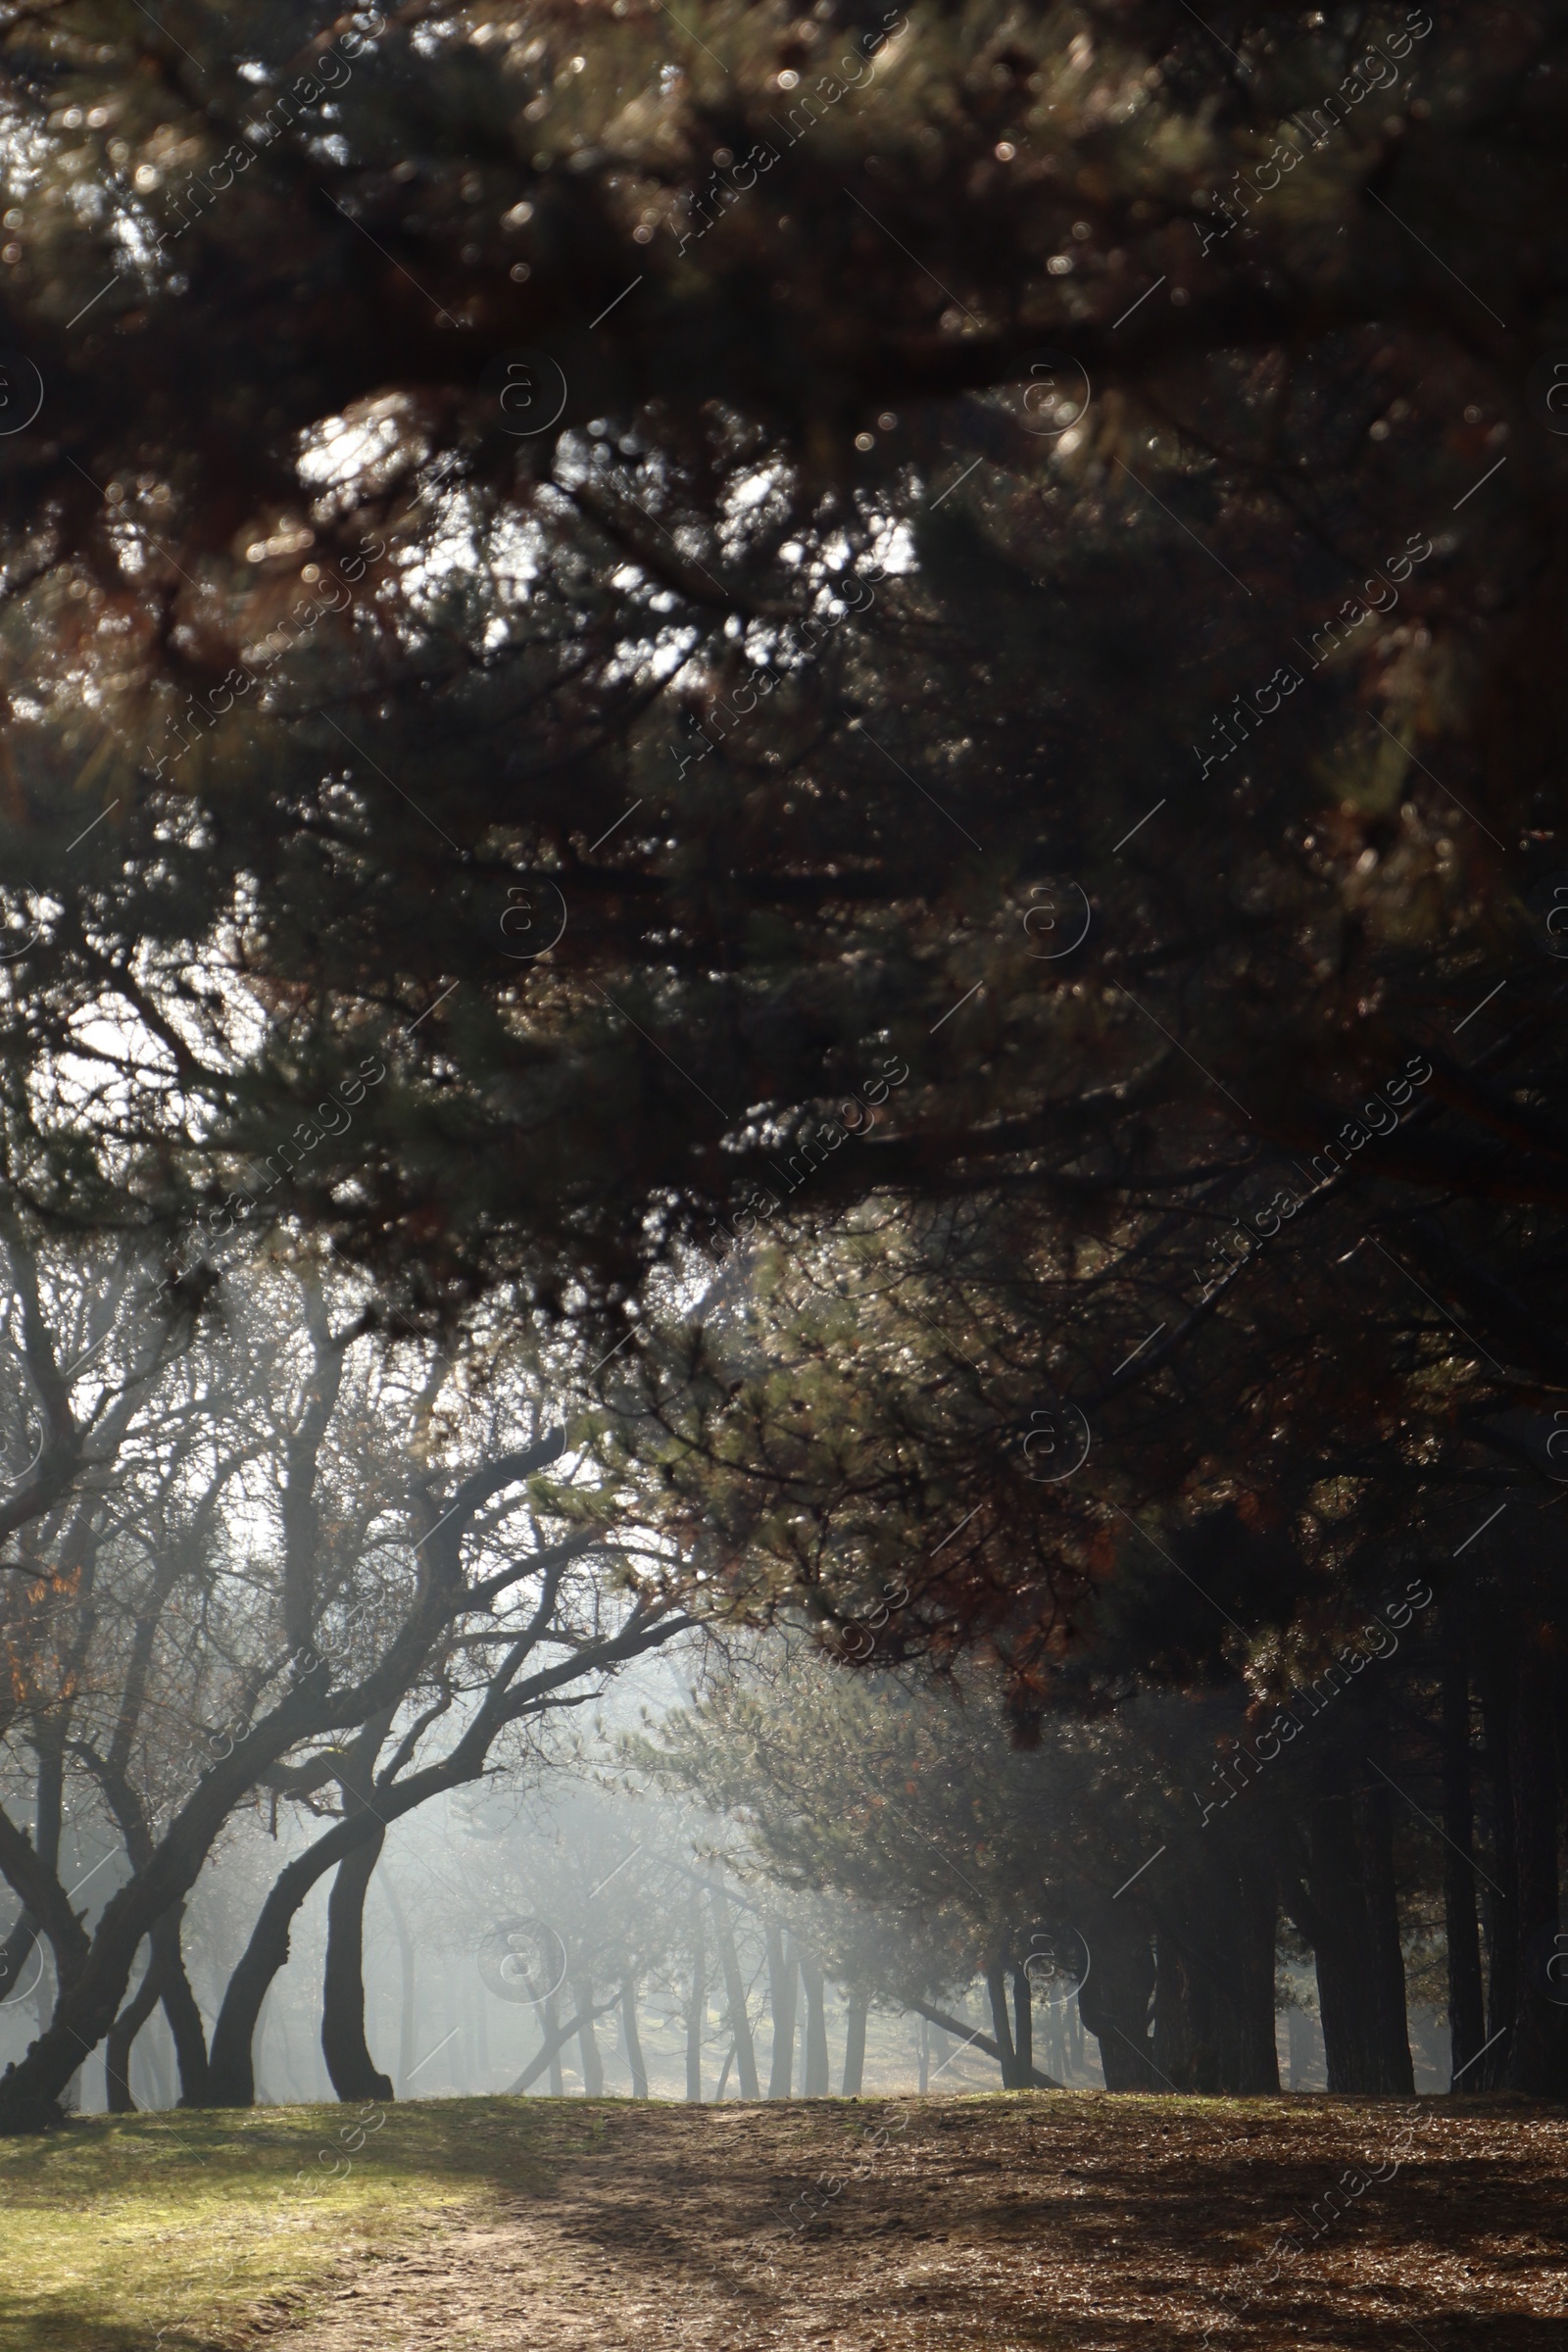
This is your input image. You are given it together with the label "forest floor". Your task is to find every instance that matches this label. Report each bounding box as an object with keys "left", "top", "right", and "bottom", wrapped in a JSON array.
[{"left": 2, "top": 2089, "right": 1564, "bottom": 2351}]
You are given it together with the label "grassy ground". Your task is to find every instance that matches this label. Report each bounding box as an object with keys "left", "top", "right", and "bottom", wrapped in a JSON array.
[
  {"left": 2, "top": 2090, "right": 1564, "bottom": 2351},
  {"left": 0, "top": 2095, "right": 581, "bottom": 2352}
]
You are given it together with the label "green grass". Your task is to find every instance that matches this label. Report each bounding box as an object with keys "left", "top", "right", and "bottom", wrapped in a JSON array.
[{"left": 0, "top": 2094, "right": 594, "bottom": 2352}]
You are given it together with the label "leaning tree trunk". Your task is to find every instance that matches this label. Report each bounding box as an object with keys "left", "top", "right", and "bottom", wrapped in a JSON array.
[
  {"left": 506, "top": 1994, "right": 619, "bottom": 2093},
  {"left": 108, "top": 1905, "right": 209, "bottom": 2108},
  {"left": 906, "top": 1994, "right": 1061, "bottom": 2087},
  {"left": 801, "top": 1952, "right": 830, "bottom": 2095},
  {"left": 766, "top": 1923, "right": 796, "bottom": 2097},
  {"left": 320, "top": 1821, "right": 394, "bottom": 2103},
  {"left": 0, "top": 1911, "right": 40, "bottom": 2007},
  {"left": 209, "top": 1812, "right": 380, "bottom": 2107},
  {"left": 154, "top": 1903, "right": 209, "bottom": 2105},
  {"left": 0, "top": 1883, "right": 160, "bottom": 2132},
  {"left": 105, "top": 1936, "right": 164, "bottom": 2113}
]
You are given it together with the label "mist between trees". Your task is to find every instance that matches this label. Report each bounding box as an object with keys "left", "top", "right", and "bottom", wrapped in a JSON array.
[{"left": 0, "top": 1216, "right": 1524, "bottom": 2126}]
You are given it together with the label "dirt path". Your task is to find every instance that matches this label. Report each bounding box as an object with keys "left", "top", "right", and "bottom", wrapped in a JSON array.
[{"left": 272, "top": 2091, "right": 1567, "bottom": 2351}]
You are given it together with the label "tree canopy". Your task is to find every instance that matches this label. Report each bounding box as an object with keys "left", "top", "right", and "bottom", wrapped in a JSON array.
[{"left": 0, "top": 0, "right": 1558, "bottom": 1307}]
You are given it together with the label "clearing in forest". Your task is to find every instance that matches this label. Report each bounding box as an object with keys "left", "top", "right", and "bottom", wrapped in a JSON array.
[{"left": 0, "top": 2090, "right": 1562, "bottom": 2350}]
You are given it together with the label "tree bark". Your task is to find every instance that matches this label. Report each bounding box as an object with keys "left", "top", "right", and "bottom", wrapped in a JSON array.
[
  {"left": 1283, "top": 1761, "right": 1407, "bottom": 2094},
  {"left": 801, "top": 1951, "right": 829, "bottom": 2095},
  {"left": 0, "top": 1911, "right": 40, "bottom": 2007},
  {"left": 105, "top": 1936, "right": 163, "bottom": 2113},
  {"left": 1152, "top": 1926, "right": 1204, "bottom": 2090},
  {"left": 208, "top": 1812, "right": 380, "bottom": 2107},
  {"left": 620, "top": 1969, "right": 648, "bottom": 2097},
  {"left": 1077, "top": 1910, "right": 1158, "bottom": 2090},
  {"left": 709, "top": 1886, "right": 760, "bottom": 2098},
  {"left": 151, "top": 1903, "right": 208, "bottom": 2105},
  {"left": 1480, "top": 1674, "right": 1520, "bottom": 2087},
  {"left": 766, "top": 1922, "right": 795, "bottom": 2097},
  {"left": 1362, "top": 1716, "right": 1415, "bottom": 2096},
  {"left": 320, "top": 1821, "right": 394, "bottom": 2103},
  {"left": 1441, "top": 1642, "right": 1487, "bottom": 2087},
  {"left": 985, "top": 1959, "right": 1025, "bottom": 2087},
  {"left": 841, "top": 1987, "right": 868, "bottom": 2095},
  {"left": 1010, "top": 1959, "right": 1033, "bottom": 2084}
]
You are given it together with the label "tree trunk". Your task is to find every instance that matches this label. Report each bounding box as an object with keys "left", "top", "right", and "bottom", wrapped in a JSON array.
[
  {"left": 1076, "top": 1911, "right": 1157, "bottom": 2090},
  {"left": 209, "top": 1813, "right": 380, "bottom": 2107},
  {"left": 1441, "top": 1643, "right": 1487, "bottom": 2086},
  {"left": 1152, "top": 1927, "right": 1205, "bottom": 2090},
  {"left": 0, "top": 1911, "right": 40, "bottom": 2007},
  {"left": 571, "top": 1976, "right": 604, "bottom": 2095},
  {"left": 1361, "top": 1718, "right": 1415, "bottom": 2096},
  {"left": 686, "top": 1906, "right": 706, "bottom": 2103},
  {"left": 620, "top": 1970, "right": 648, "bottom": 2097},
  {"left": 985, "top": 1960, "right": 1026, "bottom": 2087},
  {"left": 766, "top": 1922, "right": 795, "bottom": 2097},
  {"left": 507, "top": 1994, "right": 618, "bottom": 2093},
  {"left": 1243, "top": 1911, "right": 1282, "bottom": 2091},
  {"left": 1011, "top": 1959, "right": 1033, "bottom": 2084},
  {"left": 1284, "top": 1764, "right": 1408, "bottom": 2094},
  {"left": 801, "top": 1952, "right": 829, "bottom": 2095},
  {"left": 105, "top": 1936, "right": 162, "bottom": 2114},
  {"left": 905, "top": 1995, "right": 1060, "bottom": 2086},
  {"left": 842, "top": 1987, "right": 868, "bottom": 2096},
  {"left": 321, "top": 1821, "right": 394, "bottom": 2103},
  {"left": 1480, "top": 1674, "right": 1520, "bottom": 2086},
  {"left": 709, "top": 1886, "right": 760, "bottom": 2098},
  {"left": 151, "top": 1903, "right": 209, "bottom": 2105},
  {"left": 0, "top": 1723, "right": 358, "bottom": 2132}
]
